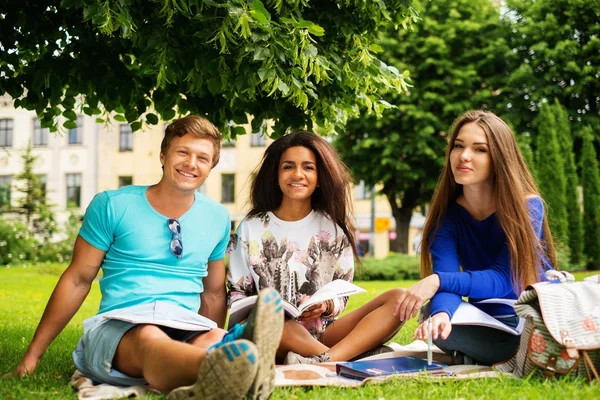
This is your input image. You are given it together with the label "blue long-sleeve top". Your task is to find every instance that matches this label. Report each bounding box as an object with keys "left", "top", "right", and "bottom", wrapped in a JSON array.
[{"left": 429, "top": 196, "right": 553, "bottom": 318}]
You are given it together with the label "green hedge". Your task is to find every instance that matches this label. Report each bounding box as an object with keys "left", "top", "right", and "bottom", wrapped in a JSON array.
[{"left": 355, "top": 253, "right": 421, "bottom": 281}]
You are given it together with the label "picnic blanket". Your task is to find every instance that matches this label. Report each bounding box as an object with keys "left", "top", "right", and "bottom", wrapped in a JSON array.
[{"left": 70, "top": 341, "right": 510, "bottom": 399}]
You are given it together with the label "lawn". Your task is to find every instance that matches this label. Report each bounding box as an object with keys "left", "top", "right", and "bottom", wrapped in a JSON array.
[{"left": 0, "top": 264, "right": 597, "bottom": 399}]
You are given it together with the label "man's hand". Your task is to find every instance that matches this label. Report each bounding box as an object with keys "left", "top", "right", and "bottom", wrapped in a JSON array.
[
  {"left": 393, "top": 274, "right": 440, "bottom": 321},
  {"left": 9, "top": 356, "right": 39, "bottom": 377},
  {"left": 413, "top": 312, "right": 452, "bottom": 341}
]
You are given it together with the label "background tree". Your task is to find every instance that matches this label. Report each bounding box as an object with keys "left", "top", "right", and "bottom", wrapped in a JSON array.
[
  {"left": 534, "top": 102, "right": 568, "bottom": 244},
  {"left": 13, "top": 143, "right": 58, "bottom": 238},
  {"left": 502, "top": 0, "right": 600, "bottom": 142},
  {"left": 0, "top": 0, "right": 416, "bottom": 137},
  {"left": 553, "top": 99, "right": 584, "bottom": 266},
  {"left": 580, "top": 129, "right": 600, "bottom": 270},
  {"left": 334, "top": 0, "right": 508, "bottom": 252}
]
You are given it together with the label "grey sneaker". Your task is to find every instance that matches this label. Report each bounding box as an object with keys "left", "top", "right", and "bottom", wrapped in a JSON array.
[
  {"left": 451, "top": 351, "right": 475, "bottom": 365},
  {"left": 242, "top": 288, "right": 285, "bottom": 399},
  {"left": 167, "top": 339, "right": 258, "bottom": 400},
  {"left": 284, "top": 351, "right": 331, "bottom": 365},
  {"left": 350, "top": 344, "right": 395, "bottom": 361}
]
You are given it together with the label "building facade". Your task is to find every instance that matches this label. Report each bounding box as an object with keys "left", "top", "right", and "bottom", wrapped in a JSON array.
[{"left": 0, "top": 98, "right": 421, "bottom": 257}]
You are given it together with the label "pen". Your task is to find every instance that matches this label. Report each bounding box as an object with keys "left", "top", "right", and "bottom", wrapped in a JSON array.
[{"left": 427, "top": 316, "right": 433, "bottom": 366}]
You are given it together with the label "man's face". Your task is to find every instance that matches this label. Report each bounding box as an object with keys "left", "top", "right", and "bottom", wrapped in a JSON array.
[{"left": 160, "top": 133, "right": 215, "bottom": 194}]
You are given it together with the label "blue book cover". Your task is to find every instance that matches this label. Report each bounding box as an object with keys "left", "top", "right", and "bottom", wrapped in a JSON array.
[{"left": 336, "top": 356, "right": 448, "bottom": 380}]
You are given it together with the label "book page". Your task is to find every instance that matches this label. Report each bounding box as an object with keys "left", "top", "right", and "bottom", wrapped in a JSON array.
[
  {"left": 298, "top": 280, "right": 366, "bottom": 312},
  {"left": 451, "top": 302, "right": 522, "bottom": 335},
  {"left": 104, "top": 314, "right": 215, "bottom": 331}
]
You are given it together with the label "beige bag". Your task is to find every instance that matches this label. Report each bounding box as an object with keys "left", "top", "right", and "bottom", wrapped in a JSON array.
[{"left": 495, "top": 276, "right": 600, "bottom": 381}]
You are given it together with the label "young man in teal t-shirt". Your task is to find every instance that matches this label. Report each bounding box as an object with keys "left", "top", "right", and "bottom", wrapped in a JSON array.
[{"left": 12, "top": 116, "right": 284, "bottom": 400}]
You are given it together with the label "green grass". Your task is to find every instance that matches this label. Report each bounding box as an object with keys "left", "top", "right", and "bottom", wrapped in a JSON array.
[{"left": 0, "top": 265, "right": 598, "bottom": 399}]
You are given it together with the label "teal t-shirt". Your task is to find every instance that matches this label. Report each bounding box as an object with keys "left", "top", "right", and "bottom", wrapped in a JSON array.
[{"left": 79, "top": 185, "right": 231, "bottom": 314}]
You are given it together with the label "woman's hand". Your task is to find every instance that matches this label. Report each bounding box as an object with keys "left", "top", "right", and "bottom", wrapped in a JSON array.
[
  {"left": 393, "top": 274, "right": 440, "bottom": 321},
  {"left": 413, "top": 312, "right": 452, "bottom": 341},
  {"left": 298, "top": 302, "right": 328, "bottom": 321}
]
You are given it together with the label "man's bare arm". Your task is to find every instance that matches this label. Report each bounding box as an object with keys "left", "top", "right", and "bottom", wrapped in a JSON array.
[
  {"left": 12, "top": 236, "right": 106, "bottom": 376},
  {"left": 199, "top": 259, "right": 227, "bottom": 329}
]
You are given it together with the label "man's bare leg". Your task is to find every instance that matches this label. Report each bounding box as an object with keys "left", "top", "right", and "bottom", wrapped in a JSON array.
[{"left": 113, "top": 325, "right": 225, "bottom": 392}]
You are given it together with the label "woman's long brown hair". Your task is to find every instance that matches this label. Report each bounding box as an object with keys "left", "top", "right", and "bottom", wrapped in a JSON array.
[
  {"left": 248, "top": 131, "right": 360, "bottom": 260},
  {"left": 420, "top": 110, "right": 557, "bottom": 293}
]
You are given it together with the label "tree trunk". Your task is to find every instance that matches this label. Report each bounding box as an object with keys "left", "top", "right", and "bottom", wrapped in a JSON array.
[
  {"left": 382, "top": 182, "right": 421, "bottom": 254},
  {"left": 384, "top": 190, "right": 418, "bottom": 254}
]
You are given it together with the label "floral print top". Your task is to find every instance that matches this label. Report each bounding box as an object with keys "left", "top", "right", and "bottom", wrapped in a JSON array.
[{"left": 227, "top": 210, "right": 355, "bottom": 336}]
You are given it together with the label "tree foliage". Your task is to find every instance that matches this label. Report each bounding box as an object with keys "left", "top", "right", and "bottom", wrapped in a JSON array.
[
  {"left": 534, "top": 102, "right": 568, "bottom": 243},
  {"left": 502, "top": 0, "right": 600, "bottom": 138},
  {"left": 13, "top": 143, "right": 58, "bottom": 237},
  {"left": 335, "top": 0, "right": 508, "bottom": 252},
  {"left": 580, "top": 129, "right": 600, "bottom": 270},
  {"left": 0, "top": 0, "right": 416, "bottom": 137},
  {"left": 552, "top": 99, "right": 583, "bottom": 266}
]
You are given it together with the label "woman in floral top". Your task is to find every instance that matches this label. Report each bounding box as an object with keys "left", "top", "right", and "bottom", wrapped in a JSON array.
[{"left": 227, "top": 131, "right": 405, "bottom": 364}]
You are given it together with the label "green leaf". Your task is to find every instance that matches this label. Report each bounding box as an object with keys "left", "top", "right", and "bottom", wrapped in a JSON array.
[
  {"left": 231, "top": 126, "right": 247, "bottom": 137},
  {"left": 95, "top": 118, "right": 105, "bottom": 124},
  {"left": 162, "top": 109, "right": 176, "bottom": 121},
  {"left": 115, "top": 106, "right": 126, "bottom": 114},
  {"left": 257, "top": 66, "right": 275, "bottom": 82},
  {"left": 130, "top": 121, "right": 142, "bottom": 132},
  {"left": 277, "top": 81, "right": 290, "bottom": 95},
  {"left": 307, "top": 24, "right": 325, "bottom": 37},
  {"left": 250, "top": 0, "right": 271, "bottom": 24},
  {"left": 146, "top": 113, "right": 159, "bottom": 125},
  {"left": 207, "top": 77, "right": 222, "bottom": 94},
  {"left": 62, "top": 110, "right": 77, "bottom": 121},
  {"left": 114, "top": 115, "right": 127, "bottom": 122},
  {"left": 369, "top": 44, "right": 384, "bottom": 53},
  {"left": 253, "top": 47, "right": 271, "bottom": 61},
  {"left": 63, "top": 120, "right": 77, "bottom": 129}
]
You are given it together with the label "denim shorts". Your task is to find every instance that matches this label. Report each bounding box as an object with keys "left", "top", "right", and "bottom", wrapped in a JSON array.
[{"left": 73, "top": 302, "right": 215, "bottom": 386}]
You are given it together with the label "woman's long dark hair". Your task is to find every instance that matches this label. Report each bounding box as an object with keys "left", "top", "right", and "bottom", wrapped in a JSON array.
[{"left": 248, "top": 131, "right": 359, "bottom": 260}]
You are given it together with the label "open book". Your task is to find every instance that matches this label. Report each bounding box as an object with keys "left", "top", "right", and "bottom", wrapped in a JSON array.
[
  {"left": 451, "top": 299, "right": 525, "bottom": 335},
  {"left": 228, "top": 279, "right": 366, "bottom": 328}
]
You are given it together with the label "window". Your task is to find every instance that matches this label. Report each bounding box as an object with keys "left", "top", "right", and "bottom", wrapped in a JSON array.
[
  {"left": 68, "top": 117, "right": 83, "bottom": 145},
  {"left": 355, "top": 180, "right": 372, "bottom": 200},
  {"left": 33, "top": 118, "right": 49, "bottom": 146},
  {"left": 0, "top": 175, "right": 12, "bottom": 210},
  {"left": 0, "top": 119, "right": 13, "bottom": 147},
  {"left": 222, "top": 137, "right": 236, "bottom": 148},
  {"left": 118, "top": 176, "right": 133, "bottom": 188},
  {"left": 37, "top": 174, "right": 47, "bottom": 202},
  {"left": 221, "top": 174, "right": 235, "bottom": 203},
  {"left": 66, "top": 173, "right": 82, "bottom": 208},
  {"left": 119, "top": 124, "right": 133, "bottom": 152},
  {"left": 250, "top": 132, "right": 265, "bottom": 147}
]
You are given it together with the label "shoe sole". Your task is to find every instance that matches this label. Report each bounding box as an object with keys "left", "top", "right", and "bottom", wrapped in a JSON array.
[
  {"left": 167, "top": 339, "right": 258, "bottom": 400},
  {"left": 243, "top": 288, "right": 284, "bottom": 399}
]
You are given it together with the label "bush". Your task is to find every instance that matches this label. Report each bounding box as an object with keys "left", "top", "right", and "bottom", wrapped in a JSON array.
[
  {"left": 0, "top": 218, "right": 38, "bottom": 265},
  {"left": 554, "top": 240, "right": 584, "bottom": 272},
  {"left": 355, "top": 253, "right": 421, "bottom": 281}
]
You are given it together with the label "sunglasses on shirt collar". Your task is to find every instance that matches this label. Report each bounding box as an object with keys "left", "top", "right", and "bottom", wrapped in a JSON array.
[{"left": 167, "top": 218, "right": 183, "bottom": 259}]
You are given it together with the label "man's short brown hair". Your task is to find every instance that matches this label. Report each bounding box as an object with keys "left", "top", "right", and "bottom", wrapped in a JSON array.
[{"left": 161, "top": 115, "right": 222, "bottom": 168}]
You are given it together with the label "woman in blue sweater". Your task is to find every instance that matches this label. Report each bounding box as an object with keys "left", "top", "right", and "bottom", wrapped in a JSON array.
[{"left": 394, "top": 110, "right": 556, "bottom": 365}]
